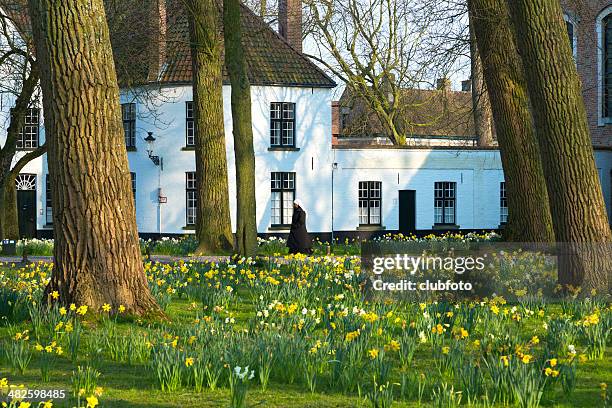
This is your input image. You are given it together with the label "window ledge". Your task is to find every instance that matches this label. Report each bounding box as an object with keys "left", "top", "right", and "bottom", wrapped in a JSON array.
[
  {"left": 181, "top": 146, "right": 196, "bottom": 151},
  {"left": 268, "top": 147, "right": 300, "bottom": 152},
  {"left": 43, "top": 224, "right": 53, "bottom": 229},
  {"left": 432, "top": 224, "right": 460, "bottom": 230},
  {"left": 182, "top": 226, "right": 196, "bottom": 231},
  {"left": 16, "top": 148, "right": 38, "bottom": 152},
  {"left": 598, "top": 118, "right": 612, "bottom": 127},
  {"left": 126, "top": 146, "right": 137, "bottom": 152},
  {"left": 268, "top": 225, "right": 291, "bottom": 232},
  {"left": 357, "top": 225, "right": 386, "bottom": 231}
]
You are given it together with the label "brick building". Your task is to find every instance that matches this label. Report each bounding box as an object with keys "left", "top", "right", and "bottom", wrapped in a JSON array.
[{"left": 561, "top": 0, "right": 612, "bottom": 147}]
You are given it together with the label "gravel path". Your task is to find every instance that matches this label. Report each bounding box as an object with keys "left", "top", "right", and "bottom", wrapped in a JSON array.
[{"left": 0, "top": 255, "right": 233, "bottom": 264}]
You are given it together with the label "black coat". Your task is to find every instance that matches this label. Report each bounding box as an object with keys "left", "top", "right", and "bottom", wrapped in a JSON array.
[{"left": 287, "top": 207, "right": 312, "bottom": 254}]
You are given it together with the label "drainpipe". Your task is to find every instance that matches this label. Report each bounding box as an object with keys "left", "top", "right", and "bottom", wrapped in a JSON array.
[{"left": 331, "top": 162, "right": 338, "bottom": 244}]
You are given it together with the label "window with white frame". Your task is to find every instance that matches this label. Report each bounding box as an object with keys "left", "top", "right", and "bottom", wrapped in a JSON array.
[
  {"left": 434, "top": 182, "right": 456, "bottom": 225},
  {"left": 604, "top": 13, "right": 612, "bottom": 121},
  {"left": 270, "top": 103, "right": 296, "bottom": 147},
  {"left": 271, "top": 172, "right": 295, "bottom": 226},
  {"left": 122, "top": 103, "right": 136, "bottom": 148},
  {"left": 186, "top": 172, "right": 197, "bottom": 226},
  {"left": 186, "top": 101, "right": 195, "bottom": 147},
  {"left": 500, "top": 182, "right": 508, "bottom": 224},
  {"left": 563, "top": 15, "right": 577, "bottom": 59},
  {"left": 45, "top": 175, "right": 52, "bottom": 225},
  {"left": 359, "top": 181, "right": 382, "bottom": 225},
  {"left": 16, "top": 108, "right": 39, "bottom": 150}
]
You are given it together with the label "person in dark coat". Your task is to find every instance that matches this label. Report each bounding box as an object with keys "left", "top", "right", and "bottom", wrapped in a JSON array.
[{"left": 287, "top": 199, "right": 313, "bottom": 255}]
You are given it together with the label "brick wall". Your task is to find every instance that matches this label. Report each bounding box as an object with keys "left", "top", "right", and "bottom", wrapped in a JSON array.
[{"left": 561, "top": 0, "right": 612, "bottom": 147}]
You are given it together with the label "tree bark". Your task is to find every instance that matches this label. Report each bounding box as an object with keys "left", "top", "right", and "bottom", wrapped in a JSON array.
[
  {"left": 468, "top": 0, "right": 555, "bottom": 243},
  {"left": 507, "top": 0, "right": 611, "bottom": 293},
  {"left": 28, "top": 0, "right": 160, "bottom": 314},
  {"left": 468, "top": 16, "right": 494, "bottom": 147},
  {"left": 187, "top": 0, "right": 234, "bottom": 254},
  {"left": 223, "top": 0, "right": 258, "bottom": 256}
]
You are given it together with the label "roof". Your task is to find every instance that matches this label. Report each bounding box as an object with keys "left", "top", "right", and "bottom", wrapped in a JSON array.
[
  {"left": 337, "top": 86, "right": 477, "bottom": 141},
  {"left": 0, "top": 0, "right": 336, "bottom": 89},
  {"left": 156, "top": 1, "right": 336, "bottom": 88}
]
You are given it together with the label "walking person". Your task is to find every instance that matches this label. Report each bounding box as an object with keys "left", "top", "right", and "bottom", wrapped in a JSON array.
[{"left": 287, "top": 199, "right": 313, "bottom": 255}]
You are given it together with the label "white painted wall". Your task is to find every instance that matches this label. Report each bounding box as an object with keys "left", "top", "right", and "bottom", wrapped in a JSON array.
[
  {"left": 1, "top": 82, "right": 610, "bottom": 236},
  {"left": 119, "top": 83, "right": 333, "bottom": 234},
  {"left": 331, "top": 149, "right": 505, "bottom": 232}
]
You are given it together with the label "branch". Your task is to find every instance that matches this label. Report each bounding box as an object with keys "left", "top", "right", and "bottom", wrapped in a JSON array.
[{"left": 9, "top": 143, "right": 47, "bottom": 177}]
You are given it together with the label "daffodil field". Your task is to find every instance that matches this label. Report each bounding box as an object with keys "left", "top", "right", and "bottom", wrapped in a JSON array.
[{"left": 0, "top": 234, "right": 610, "bottom": 407}]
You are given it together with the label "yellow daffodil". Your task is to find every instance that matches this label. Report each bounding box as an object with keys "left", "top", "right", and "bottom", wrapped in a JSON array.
[{"left": 86, "top": 395, "right": 99, "bottom": 408}]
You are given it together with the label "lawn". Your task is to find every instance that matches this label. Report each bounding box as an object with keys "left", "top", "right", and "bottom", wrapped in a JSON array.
[{"left": 0, "top": 238, "right": 610, "bottom": 408}]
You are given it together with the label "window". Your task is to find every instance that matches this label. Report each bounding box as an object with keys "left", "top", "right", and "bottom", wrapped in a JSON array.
[
  {"left": 359, "top": 181, "right": 382, "bottom": 225},
  {"left": 122, "top": 103, "right": 136, "bottom": 148},
  {"left": 434, "top": 182, "right": 456, "bottom": 225},
  {"left": 16, "top": 108, "right": 39, "bottom": 150},
  {"left": 563, "top": 15, "right": 577, "bottom": 59},
  {"left": 500, "top": 182, "right": 508, "bottom": 224},
  {"left": 186, "top": 172, "right": 197, "bottom": 226},
  {"left": 130, "top": 172, "right": 136, "bottom": 200},
  {"left": 604, "top": 14, "right": 612, "bottom": 120},
  {"left": 271, "top": 172, "right": 295, "bottom": 226},
  {"left": 270, "top": 102, "right": 296, "bottom": 147},
  {"left": 45, "top": 175, "right": 52, "bottom": 225},
  {"left": 186, "top": 101, "right": 195, "bottom": 147}
]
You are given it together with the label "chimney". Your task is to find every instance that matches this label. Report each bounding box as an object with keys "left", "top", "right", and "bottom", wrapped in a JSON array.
[
  {"left": 148, "top": 0, "right": 167, "bottom": 82},
  {"left": 331, "top": 101, "right": 340, "bottom": 146},
  {"left": 436, "top": 77, "right": 451, "bottom": 90},
  {"left": 279, "top": 0, "right": 302, "bottom": 53}
]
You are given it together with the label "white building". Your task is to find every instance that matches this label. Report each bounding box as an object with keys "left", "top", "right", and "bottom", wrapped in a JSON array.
[{"left": 1, "top": 1, "right": 611, "bottom": 239}]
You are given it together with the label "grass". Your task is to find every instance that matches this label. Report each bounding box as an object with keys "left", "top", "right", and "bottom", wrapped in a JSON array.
[
  {"left": 0, "top": 245, "right": 609, "bottom": 408},
  {"left": 1, "top": 298, "right": 609, "bottom": 407}
]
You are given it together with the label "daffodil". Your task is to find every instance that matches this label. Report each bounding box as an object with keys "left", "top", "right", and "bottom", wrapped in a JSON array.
[{"left": 86, "top": 395, "right": 99, "bottom": 408}]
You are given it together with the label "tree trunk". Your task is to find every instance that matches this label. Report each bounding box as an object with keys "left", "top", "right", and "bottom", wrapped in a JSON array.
[
  {"left": 468, "top": 16, "right": 494, "bottom": 147},
  {"left": 223, "top": 0, "right": 258, "bottom": 256},
  {"left": 28, "top": 0, "right": 160, "bottom": 314},
  {"left": 1, "top": 181, "right": 19, "bottom": 239},
  {"left": 187, "top": 0, "right": 234, "bottom": 254},
  {"left": 0, "top": 64, "right": 39, "bottom": 239},
  {"left": 508, "top": 0, "right": 612, "bottom": 293},
  {"left": 468, "top": 0, "right": 555, "bottom": 243}
]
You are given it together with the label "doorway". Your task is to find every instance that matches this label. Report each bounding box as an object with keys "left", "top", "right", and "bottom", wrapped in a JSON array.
[
  {"left": 16, "top": 174, "right": 37, "bottom": 239},
  {"left": 398, "top": 190, "right": 416, "bottom": 234}
]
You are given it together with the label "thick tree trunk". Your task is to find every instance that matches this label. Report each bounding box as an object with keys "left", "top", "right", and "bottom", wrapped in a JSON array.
[
  {"left": 508, "top": 0, "right": 611, "bottom": 293},
  {"left": 28, "top": 0, "right": 160, "bottom": 314},
  {"left": 468, "top": 16, "right": 494, "bottom": 147},
  {"left": 468, "top": 0, "right": 555, "bottom": 243},
  {"left": 223, "top": 0, "right": 258, "bottom": 256},
  {"left": 187, "top": 0, "right": 234, "bottom": 254}
]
